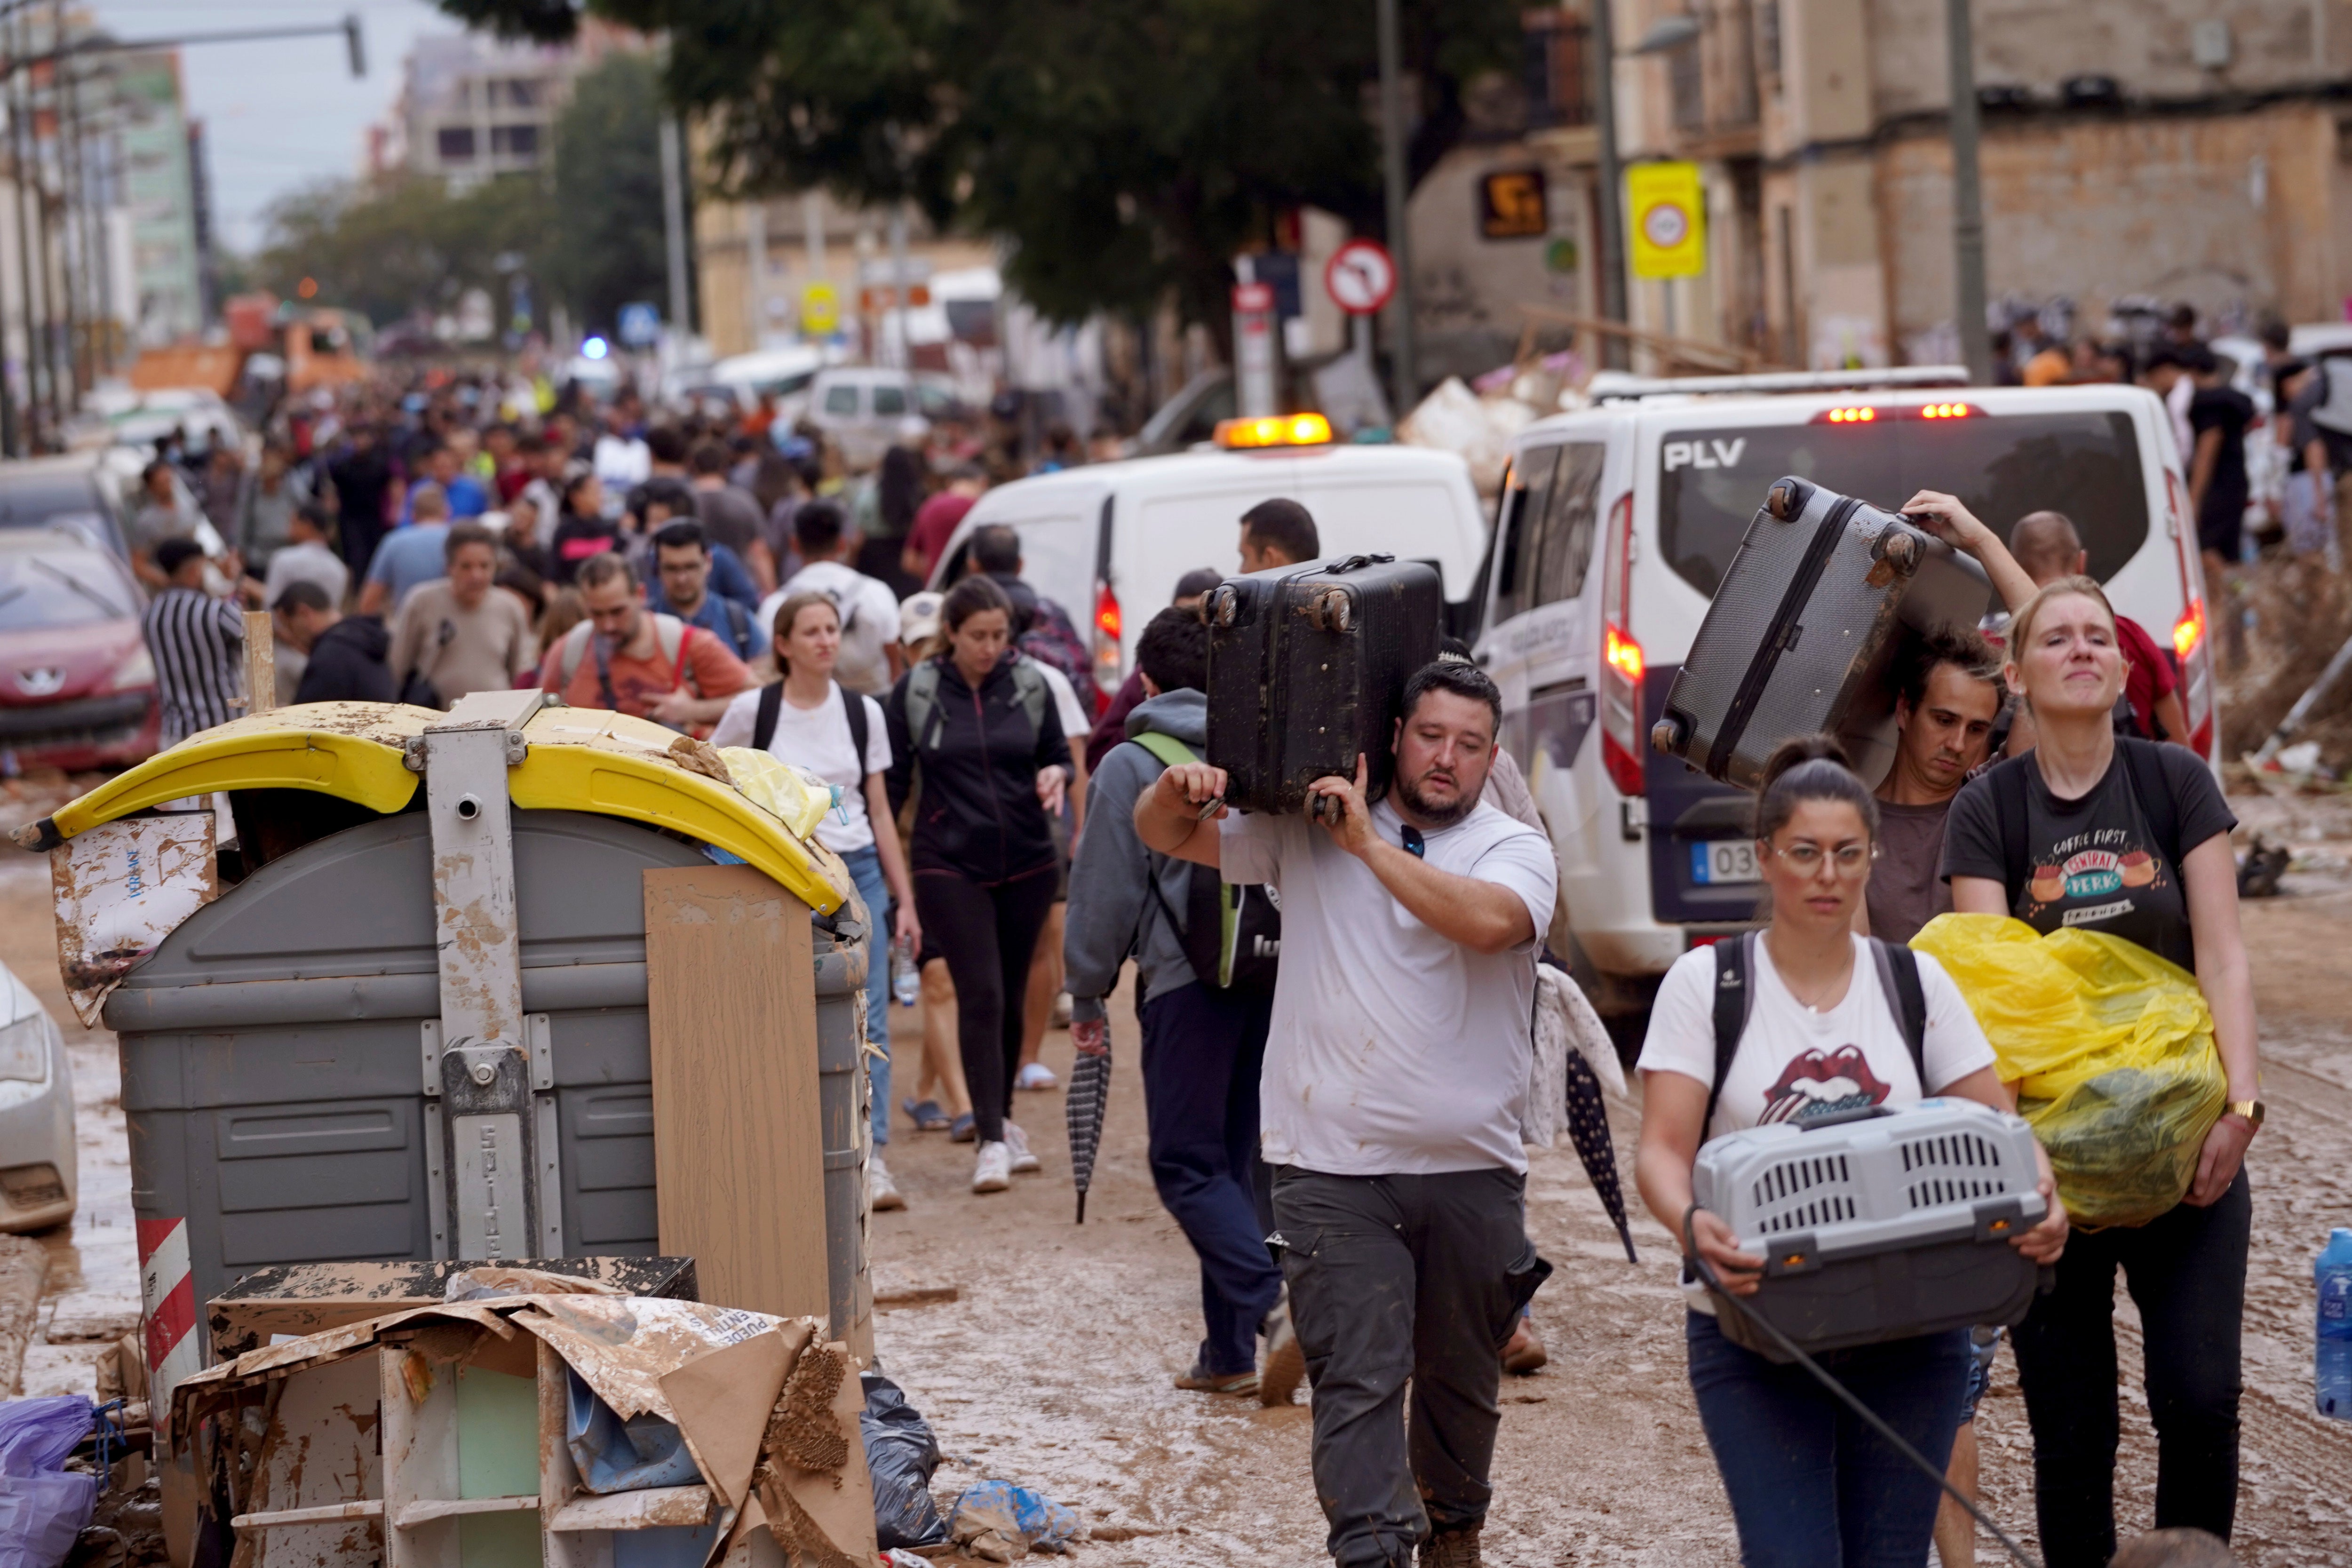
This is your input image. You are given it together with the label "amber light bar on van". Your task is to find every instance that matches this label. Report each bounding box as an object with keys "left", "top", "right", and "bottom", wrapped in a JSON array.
[
  {"left": 1215, "top": 412, "right": 1334, "bottom": 449},
  {"left": 1811, "top": 402, "right": 1981, "bottom": 424}
]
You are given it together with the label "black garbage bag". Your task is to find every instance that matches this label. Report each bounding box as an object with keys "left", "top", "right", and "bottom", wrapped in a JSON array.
[{"left": 861, "top": 1369, "right": 950, "bottom": 1549}]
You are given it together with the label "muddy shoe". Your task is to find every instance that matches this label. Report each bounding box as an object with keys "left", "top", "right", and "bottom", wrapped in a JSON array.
[
  {"left": 869, "top": 1153, "right": 907, "bottom": 1212},
  {"left": 972, "top": 1141, "right": 1013, "bottom": 1194},
  {"left": 1173, "top": 1362, "right": 1260, "bottom": 1397},
  {"left": 1259, "top": 1294, "right": 1305, "bottom": 1408},
  {"left": 1502, "top": 1314, "right": 1547, "bottom": 1374},
  {"left": 1003, "top": 1121, "right": 1043, "bottom": 1174},
  {"left": 1418, "top": 1527, "right": 1482, "bottom": 1568}
]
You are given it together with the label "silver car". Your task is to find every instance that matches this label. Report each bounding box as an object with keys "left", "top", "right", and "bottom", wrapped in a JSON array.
[{"left": 0, "top": 962, "right": 75, "bottom": 1233}]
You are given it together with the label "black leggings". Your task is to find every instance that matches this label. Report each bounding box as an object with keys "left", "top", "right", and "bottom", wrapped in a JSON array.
[
  {"left": 914, "top": 864, "right": 1058, "bottom": 1145},
  {"left": 2010, "top": 1168, "right": 2252, "bottom": 1567}
]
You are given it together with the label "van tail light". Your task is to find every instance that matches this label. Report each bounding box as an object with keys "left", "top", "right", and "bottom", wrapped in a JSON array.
[
  {"left": 1090, "top": 580, "right": 1122, "bottom": 701},
  {"left": 1597, "top": 492, "right": 1644, "bottom": 795},
  {"left": 2164, "top": 470, "right": 2215, "bottom": 758}
]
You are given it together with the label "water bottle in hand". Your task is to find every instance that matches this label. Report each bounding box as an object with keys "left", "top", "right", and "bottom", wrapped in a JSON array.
[
  {"left": 2320, "top": 1227, "right": 2352, "bottom": 1419},
  {"left": 891, "top": 934, "right": 920, "bottom": 1008}
]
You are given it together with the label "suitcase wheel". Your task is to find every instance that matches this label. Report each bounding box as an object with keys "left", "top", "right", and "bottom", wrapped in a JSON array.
[
  {"left": 1310, "top": 588, "right": 1352, "bottom": 633},
  {"left": 1208, "top": 586, "right": 1240, "bottom": 626},
  {"left": 1765, "top": 478, "right": 1806, "bottom": 521},
  {"left": 1650, "top": 713, "right": 1687, "bottom": 754}
]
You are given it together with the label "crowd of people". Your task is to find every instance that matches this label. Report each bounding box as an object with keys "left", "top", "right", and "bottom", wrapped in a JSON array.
[{"left": 119, "top": 366, "right": 2271, "bottom": 1568}]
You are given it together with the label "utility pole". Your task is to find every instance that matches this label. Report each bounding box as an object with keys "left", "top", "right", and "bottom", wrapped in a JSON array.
[
  {"left": 1946, "top": 0, "right": 1991, "bottom": 382},
  {"left": 658, "top": 114, "right": 691, "bottom": 340},
  {"left": 1374, "top": 0, "right": 1416, "bottom": 414},
  {"left": 1590, "top": 0, "right": 1628, "bottom": 369}
]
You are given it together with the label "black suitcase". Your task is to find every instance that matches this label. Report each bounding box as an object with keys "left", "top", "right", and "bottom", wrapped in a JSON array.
[
  {"left": 1205, "top": 554, "right": 1443, "bottom": 816},
  {"left": 1649, "top": 476, "right": 1992, "bottom": 790}
]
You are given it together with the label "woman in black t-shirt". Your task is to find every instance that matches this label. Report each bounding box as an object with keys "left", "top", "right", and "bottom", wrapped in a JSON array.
[{"left": 1940, "top": 575, "right": 2258, "bottom": 1568}]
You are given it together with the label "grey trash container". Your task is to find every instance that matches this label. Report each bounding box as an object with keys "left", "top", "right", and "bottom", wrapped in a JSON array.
[{"left": 106, "top": 805, "right": 874, "bottom": 1356}]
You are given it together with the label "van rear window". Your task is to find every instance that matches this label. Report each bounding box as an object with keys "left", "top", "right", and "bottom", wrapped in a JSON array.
[{"left": 1656, "top": 412, "right": 2150, "bottom": 598}]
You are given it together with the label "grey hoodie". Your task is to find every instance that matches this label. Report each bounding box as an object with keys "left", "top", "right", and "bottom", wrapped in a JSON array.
[{"left": 1063, "top": 687, "right": 1208, "bottom": 1023}]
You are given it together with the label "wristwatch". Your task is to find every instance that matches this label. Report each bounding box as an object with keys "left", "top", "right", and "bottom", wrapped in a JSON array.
[{"left": 2226, "top": 1098, "right": 2265, "bottom": 1130}]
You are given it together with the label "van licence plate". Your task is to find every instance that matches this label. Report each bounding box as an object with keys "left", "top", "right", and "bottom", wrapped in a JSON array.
[{"left": 1690, "top": 841, "right": 1759, "bottom": 886}]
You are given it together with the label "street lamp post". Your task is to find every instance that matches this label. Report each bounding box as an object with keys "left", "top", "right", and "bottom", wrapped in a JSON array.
[
  {"left": 1947, "top": 0, "right": 1992, "bottom": 382},
  {"left": 1589, "top": 0, "right": 1628, "bottom": 370},
  {"left": 1375, "top": 0, "right": 1416, "bottom": 415}
]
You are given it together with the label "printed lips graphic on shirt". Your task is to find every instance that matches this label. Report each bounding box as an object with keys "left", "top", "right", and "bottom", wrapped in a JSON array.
[{"left": 1759, "top": 1045, "right": 1893, "bottom": 1124}]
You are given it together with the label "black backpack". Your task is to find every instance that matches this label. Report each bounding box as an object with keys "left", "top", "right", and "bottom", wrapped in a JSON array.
[
  {"left": 751, "top": 679, "right": 870, "bottom": 764},
  {"left": 1704, "top": 931, "right": 1928, "bottom": 1133},
  {"left": 1979, "top": 737, "right": 2183, "bottom": 914},
  {"left": 1129, "top": 731, "right": 1281, "bottom": 993}
]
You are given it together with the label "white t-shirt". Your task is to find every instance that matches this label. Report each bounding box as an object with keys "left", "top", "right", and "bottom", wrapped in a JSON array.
[
  {"left": 762, "top": 562, "right": 903, "bottom": 696},
  {"left": 1221, "top": 796, "right": 1557, "bottom": 1177},
  {"left": 709, "top": 682, "right": 892, "bottom": 854},
  {"left": 1025, "top": 657, "right": 1090, "bottom": 753},
  {"left": 1638, "top": 934, "right": 1996, "bottom": 1142},
  {"left": 262, "top": 540, "right": 349, "bottom": 608}
]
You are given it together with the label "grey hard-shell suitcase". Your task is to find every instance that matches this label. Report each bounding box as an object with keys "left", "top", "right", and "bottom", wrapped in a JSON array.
[
  {"left": 1649, "top": 476, "right": 1991, "bottom": 790},
  {"left": 1691, "top": 1099, "right": 2049, "bottom": 1360},
  {"left": 1204, "top": 554, "right": 1443, "bottom": 816}
]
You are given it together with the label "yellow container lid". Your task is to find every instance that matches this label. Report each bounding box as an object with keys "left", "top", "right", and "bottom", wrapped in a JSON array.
[{"left": 14, "top": 700, "right": 849, "bottom": 914}]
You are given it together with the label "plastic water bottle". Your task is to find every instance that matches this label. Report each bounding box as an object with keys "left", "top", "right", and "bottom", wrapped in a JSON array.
[
  {"left": 2321, "top": 1228, "right": 2352, "bottom": 1419},
  {"left": 890, "top": 934, "right": 919, "bottom": 1008}
]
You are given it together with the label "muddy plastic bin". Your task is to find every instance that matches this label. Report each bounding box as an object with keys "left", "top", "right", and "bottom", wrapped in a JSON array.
[{"left": 18, "top": 695, "right": 876, "bottom": 1408}]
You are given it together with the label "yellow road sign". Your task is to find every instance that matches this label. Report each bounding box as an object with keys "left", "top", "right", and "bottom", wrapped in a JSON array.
[
  {"left": 1628, "top": 161, "right": 1706, "bottom": 279},
  {"left": 801, "top": 282, "right": 841, "bottom": 334}
]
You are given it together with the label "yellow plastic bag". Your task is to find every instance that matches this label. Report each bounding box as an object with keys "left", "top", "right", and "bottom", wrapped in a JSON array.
[
  {"left": 717, "top": 747, "right": 837, "bottom": 841},
  {"left": 1910, "top": 913, "right": 2225, "bottom": 1230}
]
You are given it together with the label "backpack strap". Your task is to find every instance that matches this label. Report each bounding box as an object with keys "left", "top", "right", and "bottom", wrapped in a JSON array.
[
  {"left": 1129, "top": 731, "right": 1196, "bottom": 769},
  {"left": 905, "top": 660, "right": 942, "bottom": 753},
  {"left": 723, "top": 596, "right": 752, "bottom": 657},
  {"left": 841, "top": 682, "right": 870, "bottom": 772},
  {"left": 557, "top": 620, "right": 592, "bottom": 685},
  {"left": 1704, "top": 931, "right": 1758, "bottom": 1135},
  {"left": 2117, "top": 737, "right": 2183, "bottom": 874},
  {"left": 1868, "top": 937, "right": 1930, "bottom": 1089},
  {"left": 1991, "top": 756, "right": 2033, "bottom": 913},
  {"left": 752, "top": 681, "right": 783, "bottom": 751},
  {"left": 1009, "top": 655, "right": 1054, "bottom": 737},
  {"left": 652, "top": 614, "right": 690, "bottom": 692}
]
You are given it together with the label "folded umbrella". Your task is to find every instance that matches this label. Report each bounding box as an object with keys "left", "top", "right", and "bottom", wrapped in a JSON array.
[
  {"left": 1065, "top": 1031, "right": 1112, "bottom": 1223},
  {"left": 1563, "top": 1049, "right": 1637, "bottom": 1263}
]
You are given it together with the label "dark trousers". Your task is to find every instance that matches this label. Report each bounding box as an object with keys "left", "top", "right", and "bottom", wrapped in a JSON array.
[
  {"left": 2010, "top": 1169, "right": 2252, "bottom": 1567},
  {"left": 1685, "top": 1311, "right": 1969, "bottom": 1568},
  {"left": 914, "top": 865, "right": 1057, "bottom": 1145},
  {"left": 1139, "top": 981, "right": 1281, "bottom": 1377},
  {"left": 1270, "top": 1165, "right": 1548, "bottom": 1568}
]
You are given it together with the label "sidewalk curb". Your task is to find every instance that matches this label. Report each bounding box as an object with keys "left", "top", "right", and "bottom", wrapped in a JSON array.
[{"left": 0, "top": 1233, "right": 49, "bottom": 1396}]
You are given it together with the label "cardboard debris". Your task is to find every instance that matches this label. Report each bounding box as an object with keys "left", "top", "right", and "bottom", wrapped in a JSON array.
[
  {"left": 205, "top": 1256, "right": 698, "bottom": 1359},
  {"left": 48, "top": 812, "right": 216, "bottom": 1026},
  {"left": 170, "top": 1293, "right": 876, "bottom": 1567}
]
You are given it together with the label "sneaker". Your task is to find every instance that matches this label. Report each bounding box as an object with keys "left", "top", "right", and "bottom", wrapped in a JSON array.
[
  {"left": 1003, "top": 1121, "right": 1042, "bottom": 1174},
  {"left": 1173, "top": 1362, "right": 1260, "bottom": 1397},
  {"left": 1258, "top": 1292, "right": 1305, "bottom": 1408},
  {"left": 1418, "top": 1527, "right": 1482, "bottom": 1568},
  {"left": 1501, "top": 1313, "right": 1547, "bottom": 1375},
  {"left": 1052, "top": 991, "right": 1073, "bottom": 1028},
  {"left": 948, "top": 1112, "right": 977, "bottom": 1144},
  {"left": 971, "top": 1141, "right": 1012, "bottom": 1194},
  {"left": 869, "top": 1153, "right": 906, "bottom": 1212},
  {"left": 1015, "top": 1061, "right": 1059, "bottom": 1091}
]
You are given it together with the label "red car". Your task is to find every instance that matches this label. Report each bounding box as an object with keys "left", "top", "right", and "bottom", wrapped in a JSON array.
[{"left": 0, "top": 529, "right": 159, "bottom": 771}]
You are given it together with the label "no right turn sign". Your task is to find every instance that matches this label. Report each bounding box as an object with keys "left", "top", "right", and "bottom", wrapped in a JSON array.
[{"left": 1325, "top": 239, "right": 1398, "bottom": 316}]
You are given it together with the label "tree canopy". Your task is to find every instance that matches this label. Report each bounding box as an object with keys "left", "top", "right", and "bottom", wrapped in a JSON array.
[
  {"left": 249, "top": 52, "right": 669, "bottom": 337},
  {"left": 435, "top": 0, "right": 1522, "bottom": 330}
]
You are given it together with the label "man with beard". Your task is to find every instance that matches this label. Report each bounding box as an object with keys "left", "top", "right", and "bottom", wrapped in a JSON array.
[
  {"left": 1862, "top": 627, "right": 2004, "bottom": 945},
  {"left": 1135, "top": 659, "right": 1557, "bottom": 1568}
]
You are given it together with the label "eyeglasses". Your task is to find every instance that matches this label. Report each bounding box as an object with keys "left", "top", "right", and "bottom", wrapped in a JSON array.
[
  {"left": 1769, "top": 843, "right": 1878, "bottom": 876},
  {"left": 1399, "top": 824, "right": 1426, "bottom": 858}
]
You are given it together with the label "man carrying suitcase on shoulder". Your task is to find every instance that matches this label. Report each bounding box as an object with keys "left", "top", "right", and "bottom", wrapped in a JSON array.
[{"left": 1134, "top": 659, "right": 1558, "bottom": 1568}]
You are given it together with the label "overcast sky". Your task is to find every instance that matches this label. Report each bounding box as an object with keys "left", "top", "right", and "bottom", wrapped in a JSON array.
[{"left": 83, "top": 0, "right": 457, "bottom": 252}]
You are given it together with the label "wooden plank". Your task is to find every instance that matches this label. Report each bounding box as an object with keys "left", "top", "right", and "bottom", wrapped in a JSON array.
[
  {"left": 232, "top": 1499, "right": 384, "bottom": 1529},
  {"left": 241, "top": 611, "right": 275, "bottom": 716},
  {"left": 642, "top": 865, "right": 826, "bottom": 1322},
  {"left": 545, "top": 1485, "right": 713, "bottom": 1531},
  {"left": 393, "top": 1495, "right": 540, "bottom": 1526}
]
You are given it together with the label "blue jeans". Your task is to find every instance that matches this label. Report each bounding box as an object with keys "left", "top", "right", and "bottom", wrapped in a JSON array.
[
  {"left": 842, "top": 845, "right": 891, "bottom": 1148},
  {"left": 1138, "top": 980, "right": 1281, "bottom": 1376},
  {"left": 1685, "top": 1310, "right": 1969, "bottom": 1568}
]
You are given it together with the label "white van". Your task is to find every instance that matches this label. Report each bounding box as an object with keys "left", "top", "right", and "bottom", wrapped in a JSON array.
[
  {"left": 1472, "top": 371, "right": 2217, "bottom": 1035},
  {"left": 928, "top": 426, "right": 1487, "bottom": 697}
]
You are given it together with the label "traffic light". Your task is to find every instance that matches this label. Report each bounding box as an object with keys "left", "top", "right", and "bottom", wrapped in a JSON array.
[{"left": 344, "top": 13, "right": 365, "bottom": 79}]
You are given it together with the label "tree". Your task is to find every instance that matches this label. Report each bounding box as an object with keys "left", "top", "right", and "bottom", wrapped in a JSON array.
[
  {"left": 436, "top": 0, "right": 1521, "bottom": 335},
  {"left": 541, "top": 50, "right": 674, "bottom": 337},
  {"left": 252, "top": 173, "right": 549, "bottom": 332}
]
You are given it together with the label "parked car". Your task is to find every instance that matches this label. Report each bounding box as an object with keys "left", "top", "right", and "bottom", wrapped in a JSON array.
[
  {"left": 806, "top": 366, "right": 937, "bottom": 470},
  {"left": 0, "top": 451, "right": 137, "bottom": 560},
  {"left": 0, "top": 526, "right": 159, "bottom": 770},
  {"left": 0, "top": 960, "right": 75, "bottom": 1233},
  {"left": 1472, "top": 369, "right": 2216, "bottom": 1036},
  {"left": 929, "top": 416, "right": 1486, "bottom": 693}
]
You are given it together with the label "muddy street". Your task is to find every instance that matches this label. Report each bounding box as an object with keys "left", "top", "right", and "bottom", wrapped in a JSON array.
[{"left": 8, "top": 787, "right": 2352, "bottom": 1565}]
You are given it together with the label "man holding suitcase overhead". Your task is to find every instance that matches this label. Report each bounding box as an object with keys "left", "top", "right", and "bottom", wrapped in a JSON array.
[{"left": 1135, "top": 659, "right": 1558, "bottom": 1568}]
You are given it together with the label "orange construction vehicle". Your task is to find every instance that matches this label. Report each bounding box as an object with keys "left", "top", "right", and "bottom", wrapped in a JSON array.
[{"left": 127, "top": 292, "right": 370, "bottom": 399}]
